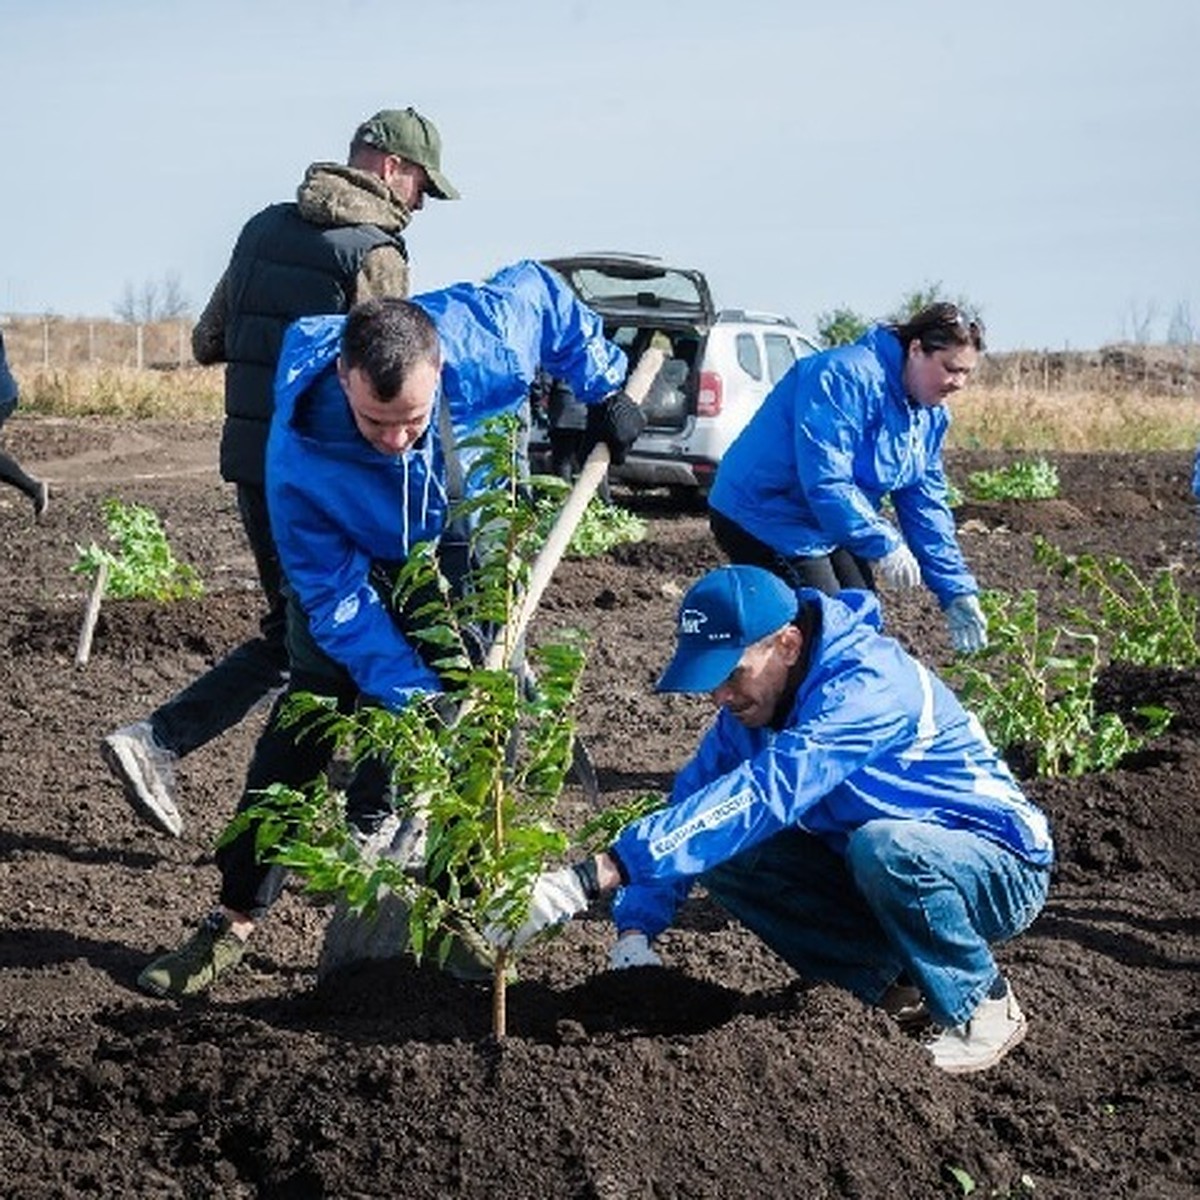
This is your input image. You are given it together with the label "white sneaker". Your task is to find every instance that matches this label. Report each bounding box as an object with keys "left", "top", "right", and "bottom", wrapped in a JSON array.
[
  {"left": 926, "top": 985, "right": 1027, "bottom": 1074},
  {"left": 101, "top": 721, "right": 182, "bottom": 837}
]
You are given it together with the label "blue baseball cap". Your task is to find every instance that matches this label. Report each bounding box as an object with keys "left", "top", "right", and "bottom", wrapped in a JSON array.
[{"left": 656, "top": 565, "right": 799, "bottom": 693}]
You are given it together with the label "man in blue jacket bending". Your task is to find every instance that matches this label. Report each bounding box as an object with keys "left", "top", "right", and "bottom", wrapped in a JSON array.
[
  {"left": 491, "top": 564, "right": 1054, "bottom": 1075},
  {"left": 137, "top": 261, "right": 642, "bottom": 998}
]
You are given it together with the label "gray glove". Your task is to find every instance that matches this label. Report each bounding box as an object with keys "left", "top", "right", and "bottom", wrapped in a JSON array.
[
  {"left": 945, "top": 594, "right": 988, "bottom": 653},
  {"left": 608, "top": 932, "right": 662, "bottom": 970},
  {"left": 484, "top": 864, "right": 594, "bottom": 952},
  {"left": 873, "top": 543, "right": 921, "bottom": 589}
]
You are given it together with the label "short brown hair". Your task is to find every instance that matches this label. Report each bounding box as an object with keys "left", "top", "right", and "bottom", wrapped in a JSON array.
[
  {"left": 340, "top": 298, "right": 440, "bottom": 399},
  {"left": 891, "top": 303, "right": 985, "bottom": 354}
]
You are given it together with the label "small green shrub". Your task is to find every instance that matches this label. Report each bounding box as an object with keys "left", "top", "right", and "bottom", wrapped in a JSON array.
[
  {"left": 532, "top": 481, "right": 646, "bottom": 557},
  {"left": 1033, "top": 537, "right": 1200, "bottom": 667},
  {"left": 815, "top": 306, "right": 868, "bottom": 347},
  {"left": 965, "top": 458, "right": 1060, "bottom": 501},
  {"left": 71, "top": 497, "right": 203, "bottom": 600},
  {"left": 947, "top": 589, "right": 1169, "bottom": 777},
  {"left": 949, "top": 543, "right": 1192, "bottom": 777}
]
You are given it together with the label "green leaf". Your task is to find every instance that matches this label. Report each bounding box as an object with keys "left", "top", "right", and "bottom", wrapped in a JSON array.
[{"left": 945, "top": 1165, "right": 976, "bottom": 1195}]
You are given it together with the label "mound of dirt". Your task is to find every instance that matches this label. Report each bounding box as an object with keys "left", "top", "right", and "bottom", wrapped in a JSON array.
[{"left": 0, "top": 421, "right": 1197, "bottom": 1198}]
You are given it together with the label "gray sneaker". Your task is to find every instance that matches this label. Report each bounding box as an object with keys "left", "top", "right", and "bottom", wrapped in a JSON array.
[
  {"left": 138, "top": 912, "right": 247, "bottom": 998},
  {"left": 352, "top": 811, "right": 428, "bottom": 868},
  {"left": 102, "top": 721, "right": 182, "bottom": 837},
  {"left": 926, "top": 983, "right": 1027, "bottom": 1074}
]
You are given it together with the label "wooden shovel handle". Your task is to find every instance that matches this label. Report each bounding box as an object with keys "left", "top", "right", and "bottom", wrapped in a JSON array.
[{"left": 485, "top": 347, "right": 666, "bottom": 670}]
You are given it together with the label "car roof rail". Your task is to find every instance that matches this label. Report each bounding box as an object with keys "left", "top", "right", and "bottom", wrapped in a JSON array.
[
  {"left": 546, "top": 251, "right": 664, "bottom": 263},
  {"left": 716, "top": 308, "right": 798, "bottom": 327}
]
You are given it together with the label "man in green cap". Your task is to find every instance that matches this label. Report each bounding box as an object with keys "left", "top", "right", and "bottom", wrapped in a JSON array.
[
  {"left": 346, "top": 107, "right": 460, "bottom": 204},
  {"left": 101, "top": 106, "right": 459, "bottom": 840}
]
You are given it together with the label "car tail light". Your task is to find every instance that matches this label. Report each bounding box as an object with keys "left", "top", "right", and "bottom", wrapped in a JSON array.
[{"left": 697, "top": 371, "right": 723, "bottom": 417}]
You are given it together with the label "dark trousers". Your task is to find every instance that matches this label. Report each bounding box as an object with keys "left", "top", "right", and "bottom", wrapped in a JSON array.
[
  {"left": 150, "top": 483, "right": 289, "bottom": 757},
  {"left": 0, "top": 398, "right": 42, "bottom": 502},
  {"left": 215, "top": 593, "right": 391, "bottom": 918},
  {"left": 549, "top": 427, "right": 610, "bottom": 503},
  {"left": 708, "top": 507, "right": 873, "bottom": 596},
  {"left": 0, "top": 449, "right": 41, "bottom": 501}
]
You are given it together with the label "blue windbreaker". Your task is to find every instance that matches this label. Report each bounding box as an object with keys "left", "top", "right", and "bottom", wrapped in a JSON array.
[
  {"left": 707, "top": 326, "right": 977, "bottom": 606},
  {"left": 611, "top": 588, "right": 1053, "bottom": 939},
  {"left": 266, "top": 259, "right": 627, "bottom": 709},
  {"left": 0, "top": 330, "right": 18, "bottom": 419},
  {"left": 1192, "top": 445, "right": 1200, "bottom": 499}
]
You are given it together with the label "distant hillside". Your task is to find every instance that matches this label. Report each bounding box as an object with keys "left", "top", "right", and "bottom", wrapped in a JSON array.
[{"left": 977, "top": 344, "right": 1198, "bottom": 396}]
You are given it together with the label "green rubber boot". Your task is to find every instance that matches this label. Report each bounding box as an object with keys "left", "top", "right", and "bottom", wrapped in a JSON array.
[{"left": 138, "top": 912, "right": 247, "bottom": 998}]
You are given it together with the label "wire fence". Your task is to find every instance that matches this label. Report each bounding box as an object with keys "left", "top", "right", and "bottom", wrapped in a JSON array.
[{"left": 1, "top": 316, "right": 198, "bottom": 372}]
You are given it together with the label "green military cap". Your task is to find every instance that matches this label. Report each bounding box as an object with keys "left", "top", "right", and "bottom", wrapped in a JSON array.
[{"left": 351, "top": 107, "right": 460, "bottom": 200}]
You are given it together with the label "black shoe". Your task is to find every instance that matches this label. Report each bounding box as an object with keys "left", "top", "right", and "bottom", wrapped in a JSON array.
[{"left": 33, "top": 481, "right": 49, "bottom": 521}]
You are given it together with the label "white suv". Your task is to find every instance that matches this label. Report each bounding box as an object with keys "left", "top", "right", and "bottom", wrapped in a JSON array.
[{"left": 532, "top": 253, "right": 820, "bottom": 498}]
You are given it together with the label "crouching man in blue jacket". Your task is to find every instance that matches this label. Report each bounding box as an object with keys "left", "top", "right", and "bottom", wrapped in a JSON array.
[
  {"left": 138, "top": 261, "right": 643, "bottom": 999},
  {"left": 490, "top": 564, "right": 1054, "bottom": 1075}
]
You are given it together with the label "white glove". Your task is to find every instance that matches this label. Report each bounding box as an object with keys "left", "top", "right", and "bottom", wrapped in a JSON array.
[
  {"left": 483, "top": 866, "right": 591, "bottom": 952},
  {"left": 945, "top": 594, "right": 989, "bottom": 653},
  {"left": 873, "top": 543, "right": 921, "bottom": 589},
  {"left": 608, "top": 932, "right": 662, "bottom": 970}
]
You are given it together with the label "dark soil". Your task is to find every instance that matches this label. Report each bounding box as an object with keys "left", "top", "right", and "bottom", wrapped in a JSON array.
[{"left": 1, "top": 417, "right": 1197, "bottom": 1199}]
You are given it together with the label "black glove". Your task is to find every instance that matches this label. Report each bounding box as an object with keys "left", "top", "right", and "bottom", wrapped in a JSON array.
[{"left": 583, "top": 390, "right": 646, "bottom": 465}]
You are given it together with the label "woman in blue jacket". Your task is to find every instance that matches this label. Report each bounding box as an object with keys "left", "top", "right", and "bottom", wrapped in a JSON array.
[
  {"left": 707, "top": 303, "right": 988, "bottom": 653},
  {"left": 494, "top": 565, "right": 1053, "bottom": 1075}
]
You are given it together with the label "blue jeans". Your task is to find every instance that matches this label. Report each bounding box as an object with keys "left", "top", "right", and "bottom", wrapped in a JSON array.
[{"left": 701, "top": 820, "right": 1050, "bottom": 1026}]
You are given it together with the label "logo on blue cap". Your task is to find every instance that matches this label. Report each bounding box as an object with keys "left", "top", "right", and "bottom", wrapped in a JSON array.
[{"left": 656, "top": 566, "right": 798, "bottom": 693}]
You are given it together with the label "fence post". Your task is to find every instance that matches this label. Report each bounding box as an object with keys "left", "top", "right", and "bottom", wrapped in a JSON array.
[
  {"left": 42, "top": 320, "right": 50, "bottom": 369},
  {"left": 136, "top": 323, "right": 144, "bottom": 370}
]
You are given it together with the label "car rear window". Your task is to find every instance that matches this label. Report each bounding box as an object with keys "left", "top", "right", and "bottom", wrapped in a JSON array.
[{"left": 559, "top": 266, "right": 706, "bottom": 310}]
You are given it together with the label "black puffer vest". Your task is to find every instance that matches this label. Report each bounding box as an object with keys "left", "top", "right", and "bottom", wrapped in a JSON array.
[{"left": 218, "top": 203, "right": 406, "bottom": 486}]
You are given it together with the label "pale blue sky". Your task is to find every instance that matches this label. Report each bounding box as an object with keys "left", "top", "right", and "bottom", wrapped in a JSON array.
[{"left": 3, "top": 0, "right": 1198, "bottom": 350}]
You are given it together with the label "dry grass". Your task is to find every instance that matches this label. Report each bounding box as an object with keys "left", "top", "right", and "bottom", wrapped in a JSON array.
[
  {"left": 21, "top": 365, "right": 224, "bottom": 419},
  {"left": 948, "top": 381, "right": 1200, "bottom": 451},
  {"left": 4, "top": 316, "right": 223, "bottom": 418},
  {"left": 12, "top": 367, "right": 1200, "bottom": 452},
  {"left": 4, "top": 317, "right": 1198, "bottom": 450}
]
